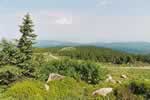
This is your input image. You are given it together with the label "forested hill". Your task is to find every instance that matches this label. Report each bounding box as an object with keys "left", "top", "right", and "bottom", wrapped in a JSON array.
[
  {"left": 34, "top": 46, "right": 150, "bottom": 64},
  {"left": 34, "top": 40, "right": 150, "bottom": 54},
  {"left": 34, "top": 40, "right": 80, "bottom": 47},
  {"left": 91, "top": 42, "right": 150, "bottom": 54}
]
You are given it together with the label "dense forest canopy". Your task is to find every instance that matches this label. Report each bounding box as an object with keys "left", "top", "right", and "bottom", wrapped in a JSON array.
[{"left": 34, "top": 46, "right": 150, "bottom": 64}]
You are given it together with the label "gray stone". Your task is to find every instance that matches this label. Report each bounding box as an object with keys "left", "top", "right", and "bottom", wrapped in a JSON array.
[
  {"left": 105, "top": 75, "right": 116, "bottom": 83},
  {"left": 92, "top": 88, "right": 113, "bottom": 96},
  {"left": 47, "top": 73, "right": 65, "bottom": 83},
  {"left": 121, "top": 75, "right": 127, "bottom": 79},
  {"left": 116, "top": 80, "right": 122, "bottom": 84}
]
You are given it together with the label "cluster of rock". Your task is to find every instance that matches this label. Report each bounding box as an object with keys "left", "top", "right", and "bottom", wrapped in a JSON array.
[
  {"left": 105, "top": 75, "right": 116, "bottom": 83},
  {"left": 105, "top": 74, "right": 127, "bottom": 84},
  {"left": 44, "top": 73, "right": 128, "bottom": 97},
  {"left": 92, "top": 74, "right": 128, "bottom": 97}
]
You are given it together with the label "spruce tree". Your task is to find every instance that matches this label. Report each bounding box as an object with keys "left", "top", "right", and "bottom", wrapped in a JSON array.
[{"left": 17, "top": 13, "right": 37, "bottom": 61}]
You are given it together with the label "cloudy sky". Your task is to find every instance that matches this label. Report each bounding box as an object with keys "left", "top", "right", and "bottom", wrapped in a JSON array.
[{"left": 0, "top": 0, "right": 150, "bottom": 43}]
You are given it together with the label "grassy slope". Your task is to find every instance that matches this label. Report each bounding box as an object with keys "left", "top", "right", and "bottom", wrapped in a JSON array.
[
  {"left": 36, "top": 52, "right": 150, "bottom": 82},
  {"left": 41, "top": 52, "right": 150, "bottom": 84},
  {"left": 1, "top": 50, "right": 150, "bottom": 99},
  {"left": 106, "top": 67, "right": 150, "bottom": 81},
  {"left": 38, "top": 51, "right": 150, "bottom": 81}
]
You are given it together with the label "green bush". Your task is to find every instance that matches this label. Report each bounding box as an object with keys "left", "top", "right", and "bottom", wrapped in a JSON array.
[
  {"left": 0, "top": 71, "right": 19, "bottom": 85},
  {"left": 0, "top": 65, "right": 25, "bottom": 85},
  {"left": 114, "top": 85, "right": 143, "bottom": 100},
  {"left": 38, "top": 59, "right": 106, "bottom": 84},
  {"left": 113, "top": 80, "right": 150, "bottom": 100},
  {"left": 129, "top": 80, "right": 150, "bottom": 99}
]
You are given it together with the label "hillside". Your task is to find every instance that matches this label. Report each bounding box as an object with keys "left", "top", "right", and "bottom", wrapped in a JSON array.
[
  {"left": 34, "top": 40, "right": 80, "bottom": 47},
  {"left": 38, "top": 46, "right": 150, "bottom": 65},
  {"left": 34, "top": 40, "right": 150, "bottom": 54},
  {"left": 1, "top": 46, "right": 150, "bottom": 100},
  {"left": 92, "top": 42, "right": 150, "bottom": 54}
]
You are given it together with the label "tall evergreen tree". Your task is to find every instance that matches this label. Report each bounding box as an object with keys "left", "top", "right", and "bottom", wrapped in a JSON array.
[{"left": 17, "top": 13, "right": 37, "bottom": 61}]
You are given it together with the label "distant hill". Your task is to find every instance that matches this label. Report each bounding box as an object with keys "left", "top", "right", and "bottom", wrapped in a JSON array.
[
  {"left": 91, "top": 42, "right": 150, "bottom": 54},
  {"left": 34, "top": 40, "right": 150, "bottom": 54},
  {"left": 34, "top": 40, "right": 80, "bottom": 47}
]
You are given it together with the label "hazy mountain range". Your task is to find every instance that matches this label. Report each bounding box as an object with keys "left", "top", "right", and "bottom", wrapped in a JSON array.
[{"left": 34, "top": 40, "right": 150, "bottom": 54}]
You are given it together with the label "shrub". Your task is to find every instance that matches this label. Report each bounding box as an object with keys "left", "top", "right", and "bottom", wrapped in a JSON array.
[
  {"left": 38, "top": 59, "right": 106, "bottom": 84},
  {"left": 114, "top": 80, "right": 150, "bottom": 100},
  {"left": 129, "top": 80, "right": 150, "bottom": 99},
  {"left": 0, "top": 71, "right": 19, "bottom": 85},
  {"left": 114, "top": 85, "right": 142, "bottom": 100},
  {"left": 0, "top": 66, "right": 24, "bottom": 85}
]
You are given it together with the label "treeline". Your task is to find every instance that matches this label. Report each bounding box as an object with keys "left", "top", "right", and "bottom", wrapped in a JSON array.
[
  {"left": 57, "top": 46, "right": 136, "bottom": 64},
  {"left": 37, "top": 46, "right": 150, "bottom": 64}
]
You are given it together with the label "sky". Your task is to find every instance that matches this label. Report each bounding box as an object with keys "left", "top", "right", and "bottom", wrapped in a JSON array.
[{"left": 0, "top": 0, "right": 150, "bottom": 43}]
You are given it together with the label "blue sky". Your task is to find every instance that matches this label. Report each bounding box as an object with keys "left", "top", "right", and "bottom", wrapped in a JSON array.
[{"left": 0, "top": 0, "right": 150, "bottom": 42}]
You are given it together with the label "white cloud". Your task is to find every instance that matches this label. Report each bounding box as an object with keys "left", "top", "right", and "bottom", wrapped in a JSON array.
[
  {"left": 1, "top": 11, "right": 150, "bottom": 43},
  {"left": 96, "top": 0, "right": 112, "bottom": 7},
  {"left": 55, "top": 17, "right": 72, "bottom": 25}
]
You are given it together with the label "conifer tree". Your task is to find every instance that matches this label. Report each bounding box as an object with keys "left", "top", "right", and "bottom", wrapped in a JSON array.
[{"left": 17, "top": 13, "right": 37, "bottom": 61}]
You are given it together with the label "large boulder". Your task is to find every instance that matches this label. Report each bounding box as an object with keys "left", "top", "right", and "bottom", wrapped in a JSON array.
[
  {"left": 47, "top": 73, "right": 65, "bottom": 83},
  {"left": 92, "top": 88, "right": 113, "bottom": 96}
]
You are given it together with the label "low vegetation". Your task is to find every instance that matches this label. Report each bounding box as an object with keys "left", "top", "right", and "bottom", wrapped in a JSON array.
[{"left": 37, "top": 58, "right": 106, "bottom": 84}]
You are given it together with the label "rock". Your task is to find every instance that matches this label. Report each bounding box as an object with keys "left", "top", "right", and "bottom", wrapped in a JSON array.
[
  {"left": 105, "top": 75, "right": 116, "bottom": 83},
  {"left": 92, "top": 88, "right": 113, "bottom": 96},
  {"left": 44, "top": 84, "right": 49, "bottom": 91},
  {"left": 116, "top": 80, "right": 122, "bottom": 84},
  {"left": 110, "top": 79, "right": 116, "bottom": 84},
  {"left": 121, "top": 75, "right": 127, "bottom": 79},
  {"left": 47, "top": 73, "right": 65, "bottom": 83},
  {"left": 105, "top": 75, "right": 112, "bottom": 82}
]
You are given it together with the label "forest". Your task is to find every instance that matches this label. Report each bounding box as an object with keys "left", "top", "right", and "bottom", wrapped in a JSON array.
[{"left": 34, "top": 46, "right": 150, "bottom": 64}]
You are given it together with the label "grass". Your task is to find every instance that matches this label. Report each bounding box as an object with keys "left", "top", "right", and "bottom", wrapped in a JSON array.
[
  {"left": 106, "top": 67, "right": 150, "bottom": 81},
  {"left": 1, "top": 78, "right": 94, "bottom": 100},
  {"left": 1, "top": 80, "right": 48, "bottom": 100}
]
